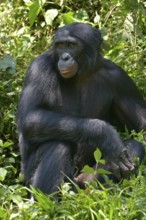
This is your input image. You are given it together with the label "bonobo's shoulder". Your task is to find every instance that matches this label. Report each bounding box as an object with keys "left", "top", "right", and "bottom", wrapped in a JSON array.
[
  {"left": 100, "top": 58, "right": 128, "bottom": 80},
  {"left": 30, "top": 50, "right": 54, "bottom": 70},
  {"left": 24, "top": 50, "right": 55, "bottom": 83},
  {"left": 101, "top": 58, "right": 123, "bottom": 73}
]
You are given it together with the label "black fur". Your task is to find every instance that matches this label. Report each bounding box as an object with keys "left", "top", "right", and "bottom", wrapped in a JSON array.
[{"left": 18, "top": 22, "right": 146, "bottom": 194}]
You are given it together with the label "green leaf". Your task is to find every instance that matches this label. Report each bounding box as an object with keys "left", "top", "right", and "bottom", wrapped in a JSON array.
[
  {"left": 97, "top": 168, "right": 111, "bottom": 175},
  {"left": 7, "top": 157, "right": 15, "bottom": 163},
  {"left": 11, "top": 195, "right": 23, "bottom": 206},
  {"left": 0, "top": 55, "right": 16, "bottom": 73},
  {"left": 94, "top": 148, "right": 102, "bottom": 163},
  {"left": 0, "top": 168, "right": 7, "bottom": 181},
  {"left": 0, "top": 140, "right": 3, "bottom": 147},
  {"left": 3, "top": 141, "right": 13, "bottom": 148},
  {"left": 39, "top": 0, "right": 46, "bottom": 6},
  {"left": 28, "top": 0, "right": 41, "bottom": 26},
  {"left": 62, "top": 12, "right": 76, "bottom": 24},
  {"left": 62, "top": 10, "right": 89, "bottom": 25},
  {"left": 74, "top": 9, "right": 89, "bottom": 21},
  {"left": 99, "top": 159, "right": 105, "bottom": 165},
  {"left": 81, "top": 165, "right": 94, "bottom": 174},
  {"left": 44, "top": 9, "right": 58, "bottom": 26}
]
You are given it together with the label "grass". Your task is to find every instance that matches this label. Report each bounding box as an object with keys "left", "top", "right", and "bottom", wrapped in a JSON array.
[{"left": 0, "top": 169, "right": 146, "bottom": 220}]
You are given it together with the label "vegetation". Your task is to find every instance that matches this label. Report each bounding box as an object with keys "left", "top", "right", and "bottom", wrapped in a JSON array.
[{"left": 0, "top": 0, "right": 146, "bottom": 219}]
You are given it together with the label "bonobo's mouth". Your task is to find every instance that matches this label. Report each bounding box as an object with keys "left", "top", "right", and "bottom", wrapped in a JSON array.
[
  {"left": 60, "top": 69, "right": 72, "bottom": 74},
  {"left": 59, "top": 65, "right": 78, "bottom": 79}
]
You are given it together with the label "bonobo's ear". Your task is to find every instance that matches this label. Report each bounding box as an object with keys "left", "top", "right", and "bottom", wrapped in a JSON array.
[{"left": 93, "top": 27, "right": 103, "bottom": 47}]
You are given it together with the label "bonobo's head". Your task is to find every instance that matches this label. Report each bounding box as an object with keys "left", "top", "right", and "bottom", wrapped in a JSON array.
[{"left": 53, "top": 22, "right": 103, "bottom": 79}]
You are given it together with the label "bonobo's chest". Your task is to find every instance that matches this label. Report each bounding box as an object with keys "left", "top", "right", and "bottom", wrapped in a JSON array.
[{"left": 60, "top": 74, "right": 113, "bottom": 119}]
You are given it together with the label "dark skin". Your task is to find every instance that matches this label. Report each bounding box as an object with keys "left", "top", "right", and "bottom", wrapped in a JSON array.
[{"left": 18, "top": 22, "right": 146, "bottom": 195}]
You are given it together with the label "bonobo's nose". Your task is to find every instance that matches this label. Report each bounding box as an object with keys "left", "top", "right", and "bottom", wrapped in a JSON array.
[{"left": 61, "top": 53, "right": 71, "bottom": 61}]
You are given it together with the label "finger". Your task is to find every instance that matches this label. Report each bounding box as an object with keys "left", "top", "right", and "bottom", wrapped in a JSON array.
[
  {"left": 123, "top": 158, "right": 135, "bottom": 172},
  {"left": 110, "top": 162, "right": 121, "bottom": 180},
  {"left": 124, "top": 149, "right": 136, "bottom": 165},
  {"left": 119, "top": 161, "right": 130, "bottom": 179},
  {"left": 120, "top": 150, "right": 135, "bottom": 171}
]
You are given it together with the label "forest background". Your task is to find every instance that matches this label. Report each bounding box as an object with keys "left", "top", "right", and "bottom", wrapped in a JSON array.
[{"left": 0, "top": 0, "right": 146, "bottom": 219}]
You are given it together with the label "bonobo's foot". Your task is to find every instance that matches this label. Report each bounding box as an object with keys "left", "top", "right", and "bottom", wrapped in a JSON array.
[{"left": 124, "top": 139, "right": 145, "bottom": 164}]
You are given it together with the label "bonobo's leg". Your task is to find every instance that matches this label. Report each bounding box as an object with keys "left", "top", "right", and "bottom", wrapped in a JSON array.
[
  {"left": 75, "top": 139, "right": 145, "bottom": 186},
  {"left": 30, "top": 141, "right": 75, "bottom": 195},
  {"left": 124, "top": 139, "right": 145, "bottom": 164}
]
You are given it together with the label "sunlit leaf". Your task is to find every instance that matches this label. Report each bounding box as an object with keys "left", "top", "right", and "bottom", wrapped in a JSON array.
[
  {"left": 62, "top": 12, "right": 76, "bottom": 24},
  {"left": 28, "top": 0, "right": 41, "bottom": 26},
  {"left": 39, "top": 0, "right": 46, "bottom": 6},
  {"left": 99, "top": 159, "right": 105, "bottom": 165},
  {"left": 81, "top": 165, "right": 94, "bottom": 174},
  {"left": 11, "top": 195, "right": 23, "bottom": 206},
  {"left": 97, "top": 168, "right": 111, "bottom": 175},
  {"left": 0, "top": 168, "right": 7, "bottom": 181},
  {"left": 94, "top": 148, "right": 102, "bottom": 163},
  {"left": 3, "top": 141, "right": 13, "bottom": 148},
  {"left": 0, "top": 55, "right": 16, "bottom": 74},
  {"left": 0, "top": 140, "right": 3, "bottom": 147},
  {"left": 62, "top": 10, "right": 89, "bottom": 25},
  {"left": 44, "top": 9, "right": 58, "bottom": 26}
]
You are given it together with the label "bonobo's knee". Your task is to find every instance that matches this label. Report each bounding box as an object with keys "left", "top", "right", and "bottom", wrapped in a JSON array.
[{"left": 124, "top": 139, "right": 145, "bottom": 164}]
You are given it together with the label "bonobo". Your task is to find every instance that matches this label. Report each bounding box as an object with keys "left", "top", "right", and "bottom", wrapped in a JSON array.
[{"left": 18, "top": 22, "right": 146, "bottom": 195}]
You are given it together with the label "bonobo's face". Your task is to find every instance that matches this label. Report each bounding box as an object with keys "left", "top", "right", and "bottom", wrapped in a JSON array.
[
  {"left": 54, "top": 30, "right": 82, "bottom": 79},
  {"left": 53, "top": 22, "right": 103, "bottom": 79}
]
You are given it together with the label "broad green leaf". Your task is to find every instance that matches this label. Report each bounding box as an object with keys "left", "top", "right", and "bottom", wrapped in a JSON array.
[
  {"left": 0, "top": 55, "right": 16, "bottom": 73},
  {"left": 11, "top": 195, "right": 23, "bottom": 206},
  {"left": 62, "top": 12, "right": 76, "bottom": 24},
  {"left": 3, "top": 141, "right": 13, "bottom": 148},
  {"left": 6, "top": 157, "right": 15, "bottom": 163},
  {"left": 94, "top": 148, "right": 102, "bottom": 163},
  {"left": 97, "top": 168, "right": 111, "bottom": 175},
  {"left": 29, "top": 0, "right": 41, "bottom": 26},
  {"left": 81, "top": 165, "right": 94, "bottom": 174},
  {"left": 44, "top": 9, "right": 58, "bottom": 26},
  {"left": 0, "top": 168, "right": 7, "bottom": 181},
  {"left": 99, "top": 159, "right": 105, "bottom": 165},
  {"left": 0, "top": 140, "right": 3, "bottom": 147}
]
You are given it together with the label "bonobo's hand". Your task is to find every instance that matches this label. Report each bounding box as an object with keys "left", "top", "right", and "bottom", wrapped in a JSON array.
[{"left": 106, "top": 148, "right": 136, "bottom": 180}]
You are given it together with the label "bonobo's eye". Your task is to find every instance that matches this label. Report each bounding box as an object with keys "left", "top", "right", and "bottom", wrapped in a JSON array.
[
  {"left": 55, "top": 42, "right": 64, "bottom": 48},
  {"left": 55, "top": 41, "right": 77, "bottom": 50},
  {"left": 67, "top": 42, "right": 77, "bottom": 48}
]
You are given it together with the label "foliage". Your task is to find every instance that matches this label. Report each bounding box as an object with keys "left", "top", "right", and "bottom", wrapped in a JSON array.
[
  {"left": 0, "top": 0, "right": 146, "bottom": 219},
  {"left": 0, "top": 173, "right": 146, "bottom": 219}
]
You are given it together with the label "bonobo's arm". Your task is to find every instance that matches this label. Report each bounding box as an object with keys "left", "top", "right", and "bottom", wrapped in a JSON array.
[
  {"left": 22, "top": 108, "right": 135, "bottom": 179},
  {"left": 18, "top": 54, "right": 135, "bottom": 180},
  {"left": 110, "top": 64, "right": 146, "bottom": 132}
]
